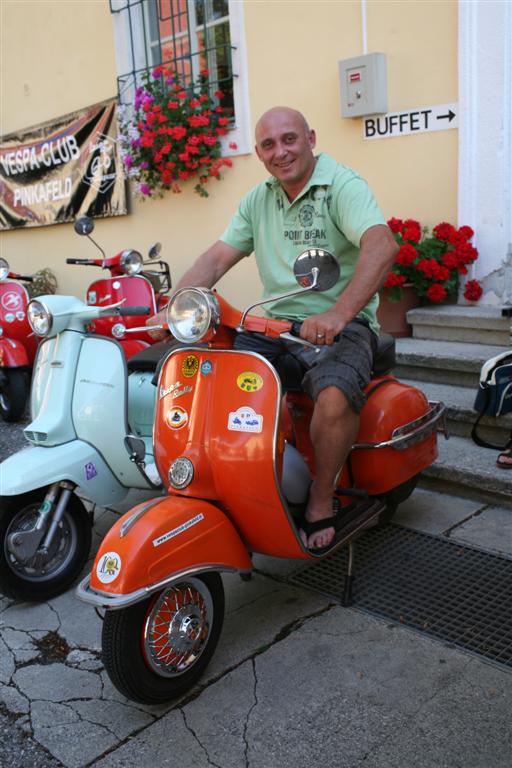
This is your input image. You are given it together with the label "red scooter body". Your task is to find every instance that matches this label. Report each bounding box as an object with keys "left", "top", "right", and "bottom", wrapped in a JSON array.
[
  {"left": 68, "top": 216, "right": 172, "bottom": 358},
  {"left": 0, "top": 270, "right": 39, "bottom": 421},
  {"left": 79, "top": 274, "right": 447, "bottom": 705}
]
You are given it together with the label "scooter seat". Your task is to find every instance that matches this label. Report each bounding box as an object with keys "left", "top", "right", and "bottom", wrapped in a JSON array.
[{"left": 126, "top": 340, "right": 176, "bottom": 373}]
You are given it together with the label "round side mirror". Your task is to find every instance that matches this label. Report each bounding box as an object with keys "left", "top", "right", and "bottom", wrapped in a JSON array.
[
  {"left": 74, "top": 216, "right": 94, "bottom": 236},
  {"left": 148, "top": 242, "right": 162, "bottom": 259},
  {"left": 293, "top": 248, "right": 340, "bottom": 291}
]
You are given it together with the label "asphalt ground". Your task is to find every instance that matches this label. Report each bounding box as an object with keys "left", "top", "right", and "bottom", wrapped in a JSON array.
[{"left": 0, "top": 417, "right": 511, "bottom": 768}]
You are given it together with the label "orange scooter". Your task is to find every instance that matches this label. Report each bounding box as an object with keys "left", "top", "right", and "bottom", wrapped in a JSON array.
[{"left": 77, "top": 249, "right": 447, "bottom": 704}]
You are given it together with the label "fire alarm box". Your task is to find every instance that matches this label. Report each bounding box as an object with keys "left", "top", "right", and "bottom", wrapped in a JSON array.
[{"left": 339, "top": 53, "right": 387, "bottom": 118}]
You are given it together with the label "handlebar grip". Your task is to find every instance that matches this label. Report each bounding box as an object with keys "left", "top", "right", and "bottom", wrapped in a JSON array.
[
  {"left": 289, "top": 321, "right": 340, "bottom": 343},
  {"left": 66, "top": 258, "right": 96, "bottom": 265},
  {"left": 11, "top": 274, "right": 33, "bottom": 282},
  {"left": 118, "top": 306, "right": 151, "bottom": 316}
]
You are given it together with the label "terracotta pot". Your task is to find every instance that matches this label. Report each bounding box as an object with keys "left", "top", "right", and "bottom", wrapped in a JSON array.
[{"left": 376, "top": 284, "right": 420, "bottom": 338}]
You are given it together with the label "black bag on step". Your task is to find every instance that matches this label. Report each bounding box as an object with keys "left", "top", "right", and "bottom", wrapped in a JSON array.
[{"left": 471, "top": 350, "right": 512, "bottom": 450}]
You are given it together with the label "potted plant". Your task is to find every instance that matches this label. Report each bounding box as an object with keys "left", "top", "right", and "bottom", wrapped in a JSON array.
[
  {"left": 117, "top": 65, "right": 236, "bottom": 199},
  {"left": 378, "top": 217, "right": 483, "bottom": 336}
]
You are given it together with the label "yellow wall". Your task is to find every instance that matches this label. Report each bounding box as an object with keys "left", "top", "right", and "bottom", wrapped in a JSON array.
[{"left": 0, "top": 0, "right": 458, "bottom": 308}]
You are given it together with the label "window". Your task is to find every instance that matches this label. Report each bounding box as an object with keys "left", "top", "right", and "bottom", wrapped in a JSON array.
[{"left": 110, "top": 0, "right": 251, "bottom": 153}]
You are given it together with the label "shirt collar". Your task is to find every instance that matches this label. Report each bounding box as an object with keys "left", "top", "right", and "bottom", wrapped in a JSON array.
[{"left": 265, "top": 152, "right": 337, "bottom": 201}]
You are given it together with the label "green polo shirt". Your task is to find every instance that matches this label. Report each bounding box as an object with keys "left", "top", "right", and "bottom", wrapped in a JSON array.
[{"left": 220, "top": 152, "right": 386, "bottom": 333}]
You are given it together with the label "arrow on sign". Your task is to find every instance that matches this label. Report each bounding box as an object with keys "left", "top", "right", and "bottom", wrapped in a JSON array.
[{"left": 437, "top": 110, "right": 456, "bottom": 122}]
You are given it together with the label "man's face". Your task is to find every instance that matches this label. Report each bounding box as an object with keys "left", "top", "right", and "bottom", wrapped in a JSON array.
[{"left": 255, "top": 109, "right": 316, "bottom": 195}]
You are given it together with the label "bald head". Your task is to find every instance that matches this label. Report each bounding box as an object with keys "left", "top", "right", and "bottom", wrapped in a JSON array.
[
  {"left": 255, "top": 107, "right": 310, "bottom": 142},
  {"left": 254, "top": 107, "right": 317, "bottom": 201}
]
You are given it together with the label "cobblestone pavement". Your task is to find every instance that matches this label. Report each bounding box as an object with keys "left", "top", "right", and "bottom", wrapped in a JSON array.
[{"left": 1, "top": 419, "right": 511, "bottom": 767}]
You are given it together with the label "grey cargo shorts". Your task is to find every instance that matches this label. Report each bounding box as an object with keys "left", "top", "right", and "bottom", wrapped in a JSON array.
[{"left": 233, "top": 318, "right": 378, "bottom": 414}]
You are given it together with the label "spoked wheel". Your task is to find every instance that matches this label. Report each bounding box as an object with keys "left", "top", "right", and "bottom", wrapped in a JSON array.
[
  {"left": 0, "top": 369, "right": 28, "bottom": 422},
  {"left": 377, "top": 473, "right": 420, "bottom": 526},
  {"left": 102, "top": 573, "right": 225, "bottom": 704},
  {"left": 0, "top": 490, "right": 92, "bottom": 601}
]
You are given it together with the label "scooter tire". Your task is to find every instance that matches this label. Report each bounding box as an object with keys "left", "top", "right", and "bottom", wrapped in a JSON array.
[
  {"left": 102, "top": 573, "right": 225, "bottom": 704},
  {"left": 0, "top": 369, "right": 28, "bottom": 423},
  {"left": 0, "top": 490, "right": 92, "bottom": 601}
]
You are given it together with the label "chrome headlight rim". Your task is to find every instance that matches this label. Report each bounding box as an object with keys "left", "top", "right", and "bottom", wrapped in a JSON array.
[
  {"left": 120, "top": 249, "right": 143, "bottom": 276},
  {"left": 168, "top": 457, "right": 194, "bottom": 490},
  {"left": 166, "top": 287, "right": 220, "bottom": 344},
  {"left": 27, "top": 299, "right": 53, "bottom": 337},
  {"left": 0, "top": 258, "right": 9, "bottom": 281}
]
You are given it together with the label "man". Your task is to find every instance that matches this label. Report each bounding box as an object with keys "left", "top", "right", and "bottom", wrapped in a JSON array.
[{"left": 150, "top": 106, "right": 398, "bottom": 551}]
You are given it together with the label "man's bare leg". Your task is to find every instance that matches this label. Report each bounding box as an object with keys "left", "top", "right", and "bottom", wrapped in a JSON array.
[{"left": 300, "top": 386, "right": 359, "bottom": 549}]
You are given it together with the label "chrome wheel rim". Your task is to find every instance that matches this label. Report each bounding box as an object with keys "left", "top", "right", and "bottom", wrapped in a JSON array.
[{"left": 143, "top": 578, "right": 213, "bottom": 678}]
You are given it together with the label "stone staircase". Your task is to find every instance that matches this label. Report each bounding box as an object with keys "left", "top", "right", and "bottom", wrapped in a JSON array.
[{"left": 394, "top": 305, "right": 512, "bottom": 508}]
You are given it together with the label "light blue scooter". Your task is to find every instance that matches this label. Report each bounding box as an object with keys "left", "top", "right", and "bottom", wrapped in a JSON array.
[{"left": 0, "top": 294, "right": 168, "bottom": 601}]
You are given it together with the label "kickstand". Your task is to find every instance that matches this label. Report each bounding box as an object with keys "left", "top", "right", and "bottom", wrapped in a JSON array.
[{"left": 341, "top": 539, "right": 355, "bottom": 607}]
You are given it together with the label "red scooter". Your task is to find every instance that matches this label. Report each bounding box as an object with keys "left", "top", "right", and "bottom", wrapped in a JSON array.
[
  {"left": 68, "top": 216, "right": 171, "bottom": 358},
  {"left": 78, "top": 248, "right": 448, "bottom": 705},
  {"left": 0, "top": 259, "right": 38, "bottom": 421}
]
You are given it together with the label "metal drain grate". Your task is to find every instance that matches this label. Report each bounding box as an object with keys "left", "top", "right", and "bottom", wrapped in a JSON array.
[{"left": 287, "top": 524, "right": 512, "bottom": 669}]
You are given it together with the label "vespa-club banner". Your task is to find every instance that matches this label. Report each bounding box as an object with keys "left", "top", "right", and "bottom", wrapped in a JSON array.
[{"left": 0, "top": 97, "right": 127, "bottom": 230}]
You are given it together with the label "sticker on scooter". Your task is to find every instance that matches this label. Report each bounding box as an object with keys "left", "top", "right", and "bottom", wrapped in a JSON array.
[
  {"left": 16, "top": 311, "right": 25, "bottom": 321},
  {"left": 237, "top": 371, "right": 263, "bottom": 393},
  {"left": 228, "top": 407, "right": 263, "bottom": 433},
  {"left": 85, "top": 462, "right": 98, "bottom": 480},
  {"left": 201, "top": 360, "right": 213, "bottom": 376},
  {"left": 152, "top": 513, "right": 205, "bottom": 547},
  {"left": 166, "top": 406, "right": 188, "bottom": 430},
  {"left": 4, "top": 313, "right": 14, "bottom": 323},
  {"left": 1, "top": 291, "right": 22, "bottom": 311},
  {"left": 182, "top": 354, "right": 199, "bottom": 378},
  {"left": 96, "top": 551, "right": 122, "bottom": 584},
  {"left": 87, "top": 291, "right": 97, "bottom": 304},
  {"left": 159, "top": 381, "right": 193, "bottom": 400}
]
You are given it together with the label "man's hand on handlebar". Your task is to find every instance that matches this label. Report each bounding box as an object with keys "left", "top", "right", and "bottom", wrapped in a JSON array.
[{"left": 299, "top": 308, "right": 346, "bottom": 346}]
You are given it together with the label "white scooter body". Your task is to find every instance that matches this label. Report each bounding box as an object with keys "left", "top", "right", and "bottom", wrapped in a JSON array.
[{"left": 0, "top": 296, "right": 157, "bottom": 503}]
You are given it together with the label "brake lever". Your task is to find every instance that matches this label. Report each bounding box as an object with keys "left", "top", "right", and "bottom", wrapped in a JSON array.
[{"left": 279, "top": 332, "right": 322, "bottom": 351}]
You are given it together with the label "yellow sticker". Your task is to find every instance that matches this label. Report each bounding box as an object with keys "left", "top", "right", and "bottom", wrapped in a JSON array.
[
  {"left": 182, "top": 354, "right": 199, "bottom": 378},
  {"left": 237, "top": 371, "right": 264, "bottom": 393},
  {"left": 166, "top": 406, "right": 188, "bottom": 430}
]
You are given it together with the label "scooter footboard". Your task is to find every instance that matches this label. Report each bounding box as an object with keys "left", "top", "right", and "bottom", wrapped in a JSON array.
[{"left": 77, "top": 496, "right": 252, "bottom": 609}]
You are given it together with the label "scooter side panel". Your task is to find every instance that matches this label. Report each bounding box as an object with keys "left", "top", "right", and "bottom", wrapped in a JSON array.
[
  {"left": 0, "top": 281, "right": 38, "bottom": 361},
  {"left": 155, "top": 349, "right": 306, "bottom": 559},
  {"left": 88, "top": 496, "right": 252, "bottom": 597},
  {"left": 350, "top": 378, "right": 438, "bottom": 493},
  {"left": 73, "top": 337, "right": 152, "bottom": 490},
  {"left": 0, "top": 339, "right": 30, "bottom": 367},
  {"left": 28, "top": 334, "right": 81, "bottom": 445},
  {"left": 0, "top": 442, "right": 128, "bottom": 504}
]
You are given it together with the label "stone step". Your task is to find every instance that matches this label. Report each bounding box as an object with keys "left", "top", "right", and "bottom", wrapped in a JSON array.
[
  {"left": 401, "top": 378, "right": 512, "bottom": 442},
  {"left": 394, "top": 337, "right": 508, "bottom": 386},
  {"left": 419, "top": 433, "right": 512, "bottom": 509},
  {"left": 407, "top": 305, "right": 511, "bottom": 346}
]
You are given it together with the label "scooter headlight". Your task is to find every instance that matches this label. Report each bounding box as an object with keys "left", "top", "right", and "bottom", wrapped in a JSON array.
[
  {"left": 0, "top": 258, "right": 9, "bottom": 280},
  {"left": 27, "top": 299, "right": 53, "bottom": 337},
  {"left": 120, "top": 249, "right": 143, "bottom": 276},
  {"left": 167, "top": 288, "right": 220, "bottom": 343},
  {"left": 168, "top": 457, "right": 194, "bottom": 489}
]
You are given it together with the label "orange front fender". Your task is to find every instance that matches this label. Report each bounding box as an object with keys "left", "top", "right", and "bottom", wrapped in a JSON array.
[{"left": 81, "top": 496, "right": 252, "bottom": 607}]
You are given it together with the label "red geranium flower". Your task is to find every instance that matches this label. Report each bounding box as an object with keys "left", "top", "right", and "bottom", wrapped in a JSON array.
[
  {"left": 118, "top": 67, "right": 235, "bottom": 198},
  {"left": 384, "top": 217, "right": 480, "bottom": 304},
  {"left": 463, "top": 279, "right": 483, "bottom": 302}
]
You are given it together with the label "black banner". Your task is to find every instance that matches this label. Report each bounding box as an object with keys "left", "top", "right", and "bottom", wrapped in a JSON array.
[{"left": 0, "top": 97, "right": 127, "bottom": 230}]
